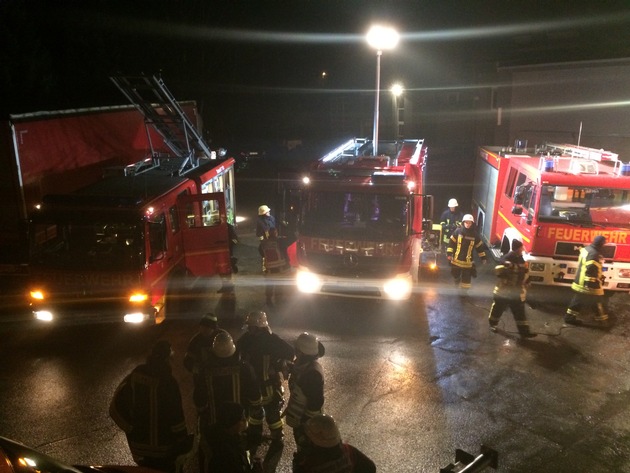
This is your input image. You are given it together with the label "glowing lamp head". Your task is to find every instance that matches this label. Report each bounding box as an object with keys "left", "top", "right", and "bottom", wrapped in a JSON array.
[{"left": 366, "top": 25, "right": 400, "bottom": 51}]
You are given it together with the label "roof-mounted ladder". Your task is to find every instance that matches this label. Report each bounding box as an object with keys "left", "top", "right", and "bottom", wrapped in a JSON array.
[{"left": 110, "top": 74, "right": 214, "bottom": 174}]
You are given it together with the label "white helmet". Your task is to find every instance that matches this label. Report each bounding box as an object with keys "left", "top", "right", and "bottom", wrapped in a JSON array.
[
  {"left": 295, "top": 332, "right": 322, "bottom": 356},
  {"left": 305, "top": 415, "right": 341, "bottom": 448},
  {"left": 245, "top": 310, "right": 269, "bottom": 329},
  {"left": 212, "top": 330, "right": 236, "bottom": 358},
  {"left": 462, "top": 214, "right": 474, "bottom": 223},
  {"left": 448, "top": 198, "right": 459, "bottom": 208},
  {"left": 258, "top": 205, "right": 271, "bottom": 216}
]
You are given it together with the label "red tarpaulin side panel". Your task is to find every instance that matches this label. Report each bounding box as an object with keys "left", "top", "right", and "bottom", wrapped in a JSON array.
[{"left": 10, "top": 103, "right": 198, "bottom": 210}]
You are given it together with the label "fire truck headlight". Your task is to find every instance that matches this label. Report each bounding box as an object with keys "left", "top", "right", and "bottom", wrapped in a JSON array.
[
  {"left": 29, "top": 290, "right": 45, "bottom": 301},
  {"left": 619, "top": 269, "right": 630, "bottom": 279},
  {"left": 529, "top": 262, "right": 545, "bottom": 272},
  {"left": 129, "top": 292, "right": 149, "bottom": 303},
  {"left": 296, "top": 269, "right": 321, "bottom": 294},
  {"left": 384, "top": 277, "right": 412, "bottom": 300},
  {"left": 124, "top": 312, "right": 147, "bottom": 324},
  {"left": 34, "top": 310, "right": 53, "bottom": 322}
]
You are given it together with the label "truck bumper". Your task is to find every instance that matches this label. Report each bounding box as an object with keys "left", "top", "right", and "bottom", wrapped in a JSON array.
[{"left": 295, "top": 266, "right": 413, "bottom": 300}]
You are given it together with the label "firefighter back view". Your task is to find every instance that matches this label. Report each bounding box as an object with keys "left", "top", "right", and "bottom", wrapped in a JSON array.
[
  {"left": 109, "top": 340, "right": 191, "bottom": 472},
  {"left": 237, "top": 310, "right": 295, "bottom": 473},
  {"left": 284, "top": 332, "right": 325, "bottom": 453},
  {"left": 198, "top": 330, "right": 262, "bottom": 473},
  {"left": 293, "top": 414, "right": 376, "bottom": 473}
]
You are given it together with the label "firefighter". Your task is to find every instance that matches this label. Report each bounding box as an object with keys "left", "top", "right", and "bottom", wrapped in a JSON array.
[
  {"left": 204, "top": 401, "right": 263, "bottom": 473},
  {"left": 183, "top": 313, "right": 221, "bottom": 415},
  {"left": 109, "top": 340, "right": 192, "bottom": 472},
  {"left": 439, "top": 198, "right": 464, "bottom": 246},
  {"left": 488, "top": 240, "right": 536, "bottom": 338},
  {"left": 236, "top": 310, "right": 295, "bottom": 473},
  {"left": 283, "top": 332, "right": 325, "bottom": 452},
  {"left": 258, "top": 228, "right": 290, "bottom": 306},
  {"left": 446, "top": 214, "right": 488, "bottom": 291},
  {"left": 292, "top": 414, "right": 376, "bottom": 473},
  {"left": 198, "top": 330, "right": 263, "bottom": 473},
  {"left": 564, "top": 235, "right": 609, "bottom": 326},
  {"left": 256, "top": 205, "right": 277, "bottom": 240}
]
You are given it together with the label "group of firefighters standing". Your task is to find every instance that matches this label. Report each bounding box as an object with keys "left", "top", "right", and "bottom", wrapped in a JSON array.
[{"left": 109, "top": 310, "right": 375, "bottom": 473}]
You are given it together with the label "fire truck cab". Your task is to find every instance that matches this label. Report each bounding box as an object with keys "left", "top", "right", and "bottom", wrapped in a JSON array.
[
  {"left": 473, "top": 143, "right": 630, "bottom": 292},
  {"left": 294, "top": 138, "right": 434, "bottom": 301},
  {"left": 28, "top": 155, "right": 236, "bottom": 325}
]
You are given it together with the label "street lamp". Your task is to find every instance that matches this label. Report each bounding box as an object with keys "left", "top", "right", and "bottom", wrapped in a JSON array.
[
  {"left": 366, "top": 24, "right": 399, "bottom": 156},
  {"left": 391, "top": 83, "right": 403, "bottom": 139}
]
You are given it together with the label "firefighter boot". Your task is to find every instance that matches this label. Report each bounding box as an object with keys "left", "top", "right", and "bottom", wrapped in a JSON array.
[
  {"left": 263, "top": 428, "right": 284, "bottom": 473},
  {"left": 564, "top": 307, "right": 583, "bottom": 326},
  {"left": 593, "top": 302, "right": 610, "bottom": 328}
]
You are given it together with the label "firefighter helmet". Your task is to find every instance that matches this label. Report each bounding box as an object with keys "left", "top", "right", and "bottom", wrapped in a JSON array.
[
  {"left": 305, "top": 415, "right": 341, "bottom": 448},
  {"left": 295, "top": 332, "right": 324, "bottom": 357},
  {"left": 448, "top": 198, "right": 459, "bottom": 208},
  {"left": 151, "top": 340, "right": 173, "bottom": 360},
  {"left": 245, "top": 310, "right": 269, "bottom": 329},
  {"left": 212, "top": 330, "right": 236, "bottom": 358},
  {"left": 462, "top": 214, "right": 474, "bottom": 223},
  {"left": 258, "top": 205, "right": 271, "bottom": 216}
]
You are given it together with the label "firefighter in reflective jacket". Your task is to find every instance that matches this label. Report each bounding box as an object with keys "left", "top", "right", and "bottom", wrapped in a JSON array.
[
  {"left": 237, "top": 311, "right": 295, "bottom": 472},
  {"left": 198, "top": 330, "right": 263, "bottom": 473},
  {"left": 564, "top": 235, "right": 609, "bottom": 326},
  {"left": 446, "top": 214, "right": 487, "bottom": 290},
  {"left": 488, "top": 240, "right": 536, "bottom": 338},
  {"left": 109, "top": 341, "right": 191, "bottom": 472},
  {"left": 283, "top": 332, "right": 325, "bottom": 451}
]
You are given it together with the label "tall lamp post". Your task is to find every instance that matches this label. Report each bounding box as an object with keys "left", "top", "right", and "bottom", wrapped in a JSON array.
[
  {"left": 366, "top": 24, "right": 399, "bottom": 156},
  {"left": 390, "top": 82, "right": 403, "bottom": 139}
]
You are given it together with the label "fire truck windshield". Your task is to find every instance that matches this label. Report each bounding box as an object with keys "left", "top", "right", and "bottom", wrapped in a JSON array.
[
  {"left": 300, "top": 191, "right": 409, "bottom": 240},
  {"left": 30, "top": 221, "right": 143, "bottom": 271},
  {"left": 538, "top": 185, "right": 630, "bottom": 226}
]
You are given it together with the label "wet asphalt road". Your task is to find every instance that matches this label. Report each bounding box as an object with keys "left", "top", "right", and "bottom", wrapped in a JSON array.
[{"left": 1, "top": 158, "right": 630, "bottom": 472}]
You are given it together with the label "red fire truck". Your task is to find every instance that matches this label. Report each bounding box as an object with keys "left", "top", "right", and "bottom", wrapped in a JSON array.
[
  {"left": 472, "top": 143, "right": 630, "bottom": 292},
  {"left": 27, "top": 75, "right": 236, "bottom": 324},
  {"left": 293, "top": 138, "right": 435, "bottom": 300}
]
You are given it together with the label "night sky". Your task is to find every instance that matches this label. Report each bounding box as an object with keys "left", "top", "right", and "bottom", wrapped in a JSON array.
[{"left": 2, "top": 0, "right": 630, "bottom": 147}]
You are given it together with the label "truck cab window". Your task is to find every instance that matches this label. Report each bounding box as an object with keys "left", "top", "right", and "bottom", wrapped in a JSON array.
[{"left": 148, "top": 214, "right": 167, "bottom": 261}]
